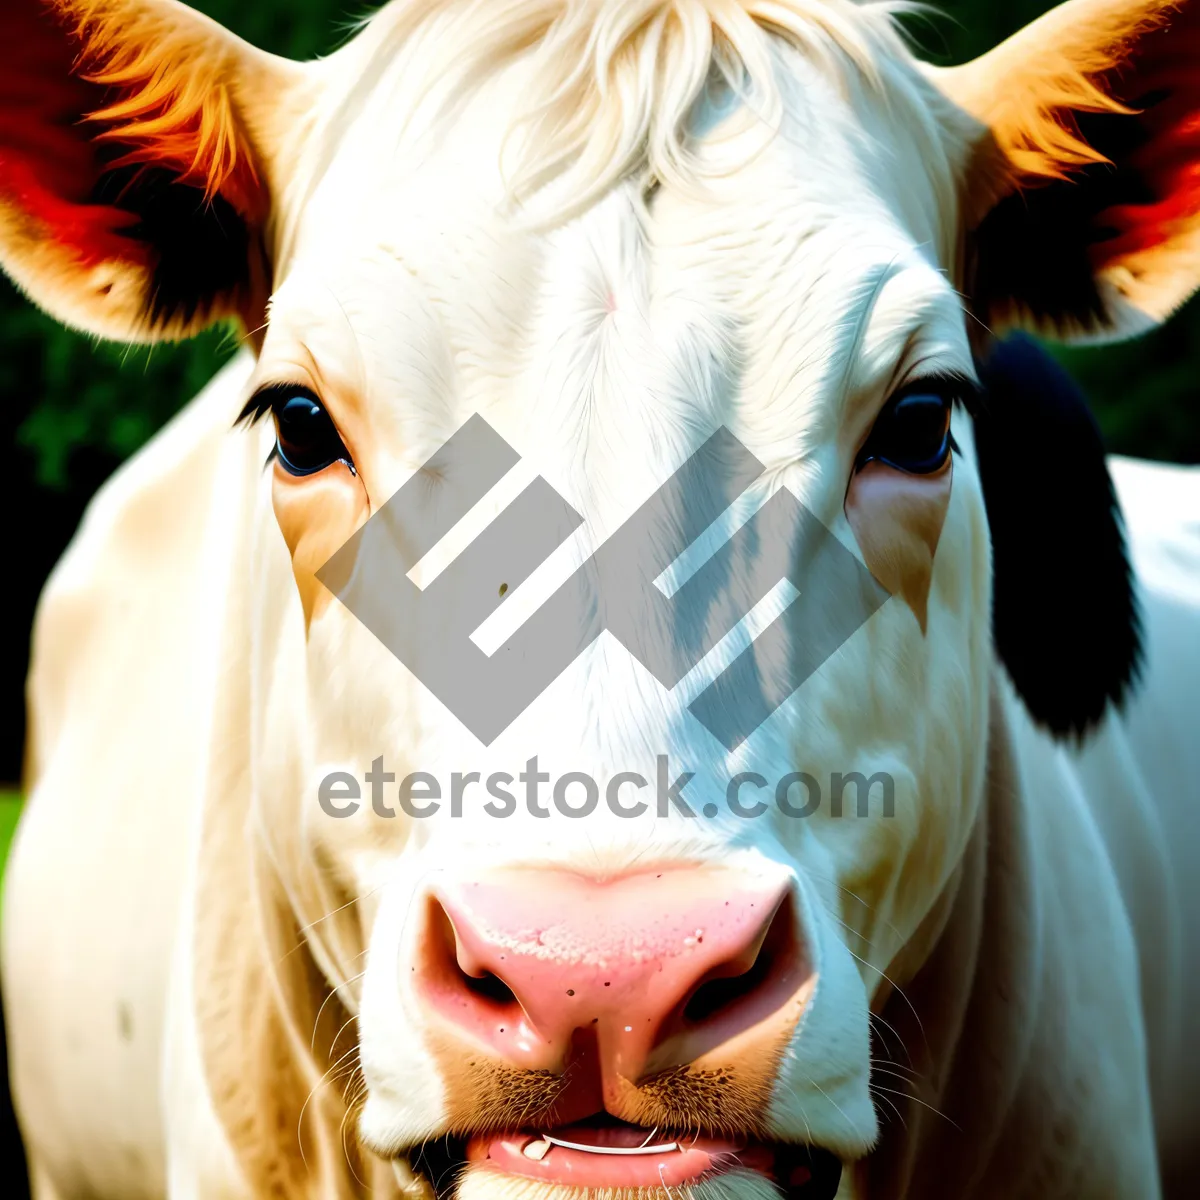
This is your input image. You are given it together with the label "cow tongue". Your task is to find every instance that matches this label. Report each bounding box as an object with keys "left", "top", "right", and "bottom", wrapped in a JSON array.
[{"left": 466, "top": 1123, "right": 768, "bottom": 1188}]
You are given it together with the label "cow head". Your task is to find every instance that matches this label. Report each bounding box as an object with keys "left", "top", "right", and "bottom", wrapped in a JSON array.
[{"left": 2, "top": 0, "right": 1195, "bottom": 1195}]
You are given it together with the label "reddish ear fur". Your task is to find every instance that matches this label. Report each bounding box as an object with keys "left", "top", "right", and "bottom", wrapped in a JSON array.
[
  {"left": 0, "top": 1, "right": 295, "bottom": 341},
  {"left": 937, "top": 0, "right": 1200, "bottom": 339}
]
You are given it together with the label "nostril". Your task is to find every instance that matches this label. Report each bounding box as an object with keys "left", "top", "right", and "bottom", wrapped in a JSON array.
[
  {"left": 461, "top": 970, "right": 517, "bottom": 1006},
  {"left": 419, "top": 898, "right": 522, "bottom": 1017},
  {"left": 682, "top": 952, "right": 773, "bottom": 1024},
  {"left": 677, "top": 895, "right": 802, "bottom": 1031},
  {"left": 421, "top": 870, "right": 808, "bottom": 1081}
]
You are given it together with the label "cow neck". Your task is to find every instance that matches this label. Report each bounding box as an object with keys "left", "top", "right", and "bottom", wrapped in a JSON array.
[{"left": 856, "top": 670, "right": 1045, "bottom": 1198}]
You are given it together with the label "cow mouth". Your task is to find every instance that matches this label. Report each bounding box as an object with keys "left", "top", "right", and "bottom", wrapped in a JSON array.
[{"left": 409, "top": 1116, "right": 842, "bottom": 1199}]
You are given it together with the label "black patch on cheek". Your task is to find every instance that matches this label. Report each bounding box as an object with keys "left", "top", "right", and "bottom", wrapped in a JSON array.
[
  {"left": 90, "top": 161, "right": 256, "bottom": 330},
  {"left": 972, "top": 334, "right": 1142, "bottom": 738}
]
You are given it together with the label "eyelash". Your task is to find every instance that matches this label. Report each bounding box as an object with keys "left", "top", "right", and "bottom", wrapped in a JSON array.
[
  {"left": 854, "top": 373, "right": 978, "bottom": 475},
  {"left": 237, "top": 388, "right": 283, "bottom": 428},
  {"left": 883, "top": 372, "right": 980, "bottom": 422},
  {"left": 236, "top": 373, "right": 978, "bottom": 479},
  {"left": 238, "top": 384, "right": 356, "bottom": 477}
]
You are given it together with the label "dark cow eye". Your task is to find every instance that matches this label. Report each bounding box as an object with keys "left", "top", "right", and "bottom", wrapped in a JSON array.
[
  {"left": 857, "top": 382, "right": 956, "bottom": 475},
  {"left": 272, "top": 390, "right": 354, "bottom": 477}
]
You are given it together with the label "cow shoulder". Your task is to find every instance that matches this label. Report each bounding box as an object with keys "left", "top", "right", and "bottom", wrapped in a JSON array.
[
  {"left": 25, "top": 350, "right": 263, "bottom": 781},
  {"left": 3, "top": 352, "right": 267, "bottom": 1200},
  {"left": 1098, "top": 457, "right": 1200, "bottom": 1172},
  {"left": 994, "top": 459, "right": 1200, "bottom": 1195}
]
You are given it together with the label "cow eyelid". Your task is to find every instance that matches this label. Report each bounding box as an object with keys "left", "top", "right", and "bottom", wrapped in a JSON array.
[
  {"left": 855, "top": 372, "right": 975, "bottom": 476},
  {"left": 238, "top": 383, "right": 357, "bottom": 477},
  {"left": 890, "top": 371, "right": 980, "bottom": 412},
  {"left": 237, "top": 382, "right": 319, "bottom": 427}
]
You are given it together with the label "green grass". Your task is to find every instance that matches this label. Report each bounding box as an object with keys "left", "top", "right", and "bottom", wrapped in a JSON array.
[{"left": 0, "top": 792, "right": 21, "bottom": 892}]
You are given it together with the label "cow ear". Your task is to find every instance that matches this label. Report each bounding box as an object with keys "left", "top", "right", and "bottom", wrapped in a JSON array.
[
  {"left": 0, "top": 0, "right": 305, "bottom": 342},
  {"left": 972, "top": 334, "right": 1141, "bottom": 738},
  {"left": 935, "top": 0, "right": 1200, "bottom": 341}
]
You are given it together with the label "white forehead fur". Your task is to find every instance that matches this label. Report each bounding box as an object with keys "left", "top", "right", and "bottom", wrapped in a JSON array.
[
  {"left": 252, "top": 0, "right": 984, "bottom": 838},
  {"left": 255, "top": 0, "right": 981, "bottom": 840}
]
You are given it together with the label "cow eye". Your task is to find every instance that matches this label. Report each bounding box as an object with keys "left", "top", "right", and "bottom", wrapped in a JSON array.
[
  {"left": 272, "top": 390, "right": 354, "bottom": 477},
  {"left": 857, "top": 383, "right": 956, "bottom": 475}
]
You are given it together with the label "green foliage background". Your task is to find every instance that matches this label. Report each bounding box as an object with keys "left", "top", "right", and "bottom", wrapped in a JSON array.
[{"left": 3, "top": 0, "right": 1198, "bottom": 490}]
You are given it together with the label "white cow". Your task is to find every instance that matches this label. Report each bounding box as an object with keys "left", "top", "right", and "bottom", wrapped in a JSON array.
[{"left": 1, "top": 1, "right": 1198, "bottom": 1198}]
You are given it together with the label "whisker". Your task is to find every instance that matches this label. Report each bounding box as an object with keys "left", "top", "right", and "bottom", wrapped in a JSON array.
[
  {"left": 800, "top": 1074, "right": 859, "bottom": 1143},
  {"left": 314, "top": 985, "right": 363, "bottom": 1055},
  {"left": 868, "top": 1008, "right": 914, "bottom": 1066},
  {"left": 869, "top": 1084, "right": 959, "bottom": 1129},
  {"left": 840, "top": 943, "right": 931, "bottom": 1060},
  {"left": 870, "top": 1063, "right": 921, "bottom": 1086},
  {"left": 869, "top": 1085, "right": 907, "bottom": 1131}
]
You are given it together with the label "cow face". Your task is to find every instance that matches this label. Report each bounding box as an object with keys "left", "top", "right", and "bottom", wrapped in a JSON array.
[
  {"left": 242, "top": 11, "right": 990, "bottom": 1182},
  {"left": 1, "top": 1, "right": 1193, "bottom": 1195}
]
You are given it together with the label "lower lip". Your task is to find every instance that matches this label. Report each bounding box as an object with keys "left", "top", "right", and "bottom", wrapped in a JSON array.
[{"left": 466, "top": 1127, "right": 776, "bottom": 1188}]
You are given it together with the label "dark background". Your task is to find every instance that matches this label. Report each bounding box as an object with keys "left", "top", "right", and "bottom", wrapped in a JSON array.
[{"left": 0, "top": 0, "right": 1197, "bottom": 1185}]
